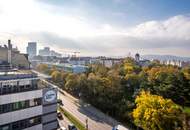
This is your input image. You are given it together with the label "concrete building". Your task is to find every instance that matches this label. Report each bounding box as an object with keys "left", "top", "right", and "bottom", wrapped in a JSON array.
[
  {"left": 0, "top": 40, "right": 58, "bottom": 130},
  {"left": 27, "top": 42, "right": 37, "bottom": 59},
  {"left": 90, "top": 57, "right": 123, "bottom": 68},
  {"left": 135, "top": 53, "right": 151, "bottom": 67},
  {"left": 39, "top": 47, "right": 50, "bottom": 56},
  {"left": 0, "top": 40, "right": 30, "bottom": 69},
  {"left": 39, "top": 47, "right": 62, "bottom": 57}
]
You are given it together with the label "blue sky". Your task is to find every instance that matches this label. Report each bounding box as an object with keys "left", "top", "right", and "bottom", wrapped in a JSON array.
[
  {"left": 0, "top": 0, "right": 190, "bottom": 56},
  {"left": 40, "top": 0, "right": 190, "bottom": 26}
]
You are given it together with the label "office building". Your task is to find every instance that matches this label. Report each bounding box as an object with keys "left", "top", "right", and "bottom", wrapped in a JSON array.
[
  {"left": 39, "top": 47, "right": 62, "bottom": 57},
  {"left": 27, "top": 42, "right": 37, "bottom": 58},
  {"left": 0, "top": 40, "right": 58, "bottom": 130}
]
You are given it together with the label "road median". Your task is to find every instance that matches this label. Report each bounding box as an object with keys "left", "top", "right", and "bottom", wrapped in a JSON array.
[{"left": 59, "top": 106, "right": 86, "bottom": 130}]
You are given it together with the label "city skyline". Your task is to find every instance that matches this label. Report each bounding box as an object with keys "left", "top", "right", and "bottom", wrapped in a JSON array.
[{"left": 0, "top": 0, "right": 190, "bottom": 57}]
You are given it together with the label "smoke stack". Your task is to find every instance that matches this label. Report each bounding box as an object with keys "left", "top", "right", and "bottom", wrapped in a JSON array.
[
  {"left": 8, "top": 39, "right": 12, "bottom": 50},
  {"left": 7, "top": 39, "right": 12, "bottom": 64}
]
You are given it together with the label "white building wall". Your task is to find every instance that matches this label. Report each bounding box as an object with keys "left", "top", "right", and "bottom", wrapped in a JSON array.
[
  {"left": 0, "top": 89, "right": 42, "bottom": 104},
  {"left": 0, "top": 105, "right": 43, "bottom": 125},
  {"left": 23, "top": 124, "right": 43, "bottom": 130}
]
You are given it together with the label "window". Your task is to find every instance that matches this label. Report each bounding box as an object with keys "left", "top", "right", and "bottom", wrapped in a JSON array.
[
  {"left": 12, "top": 122, "right": 20, "bottom": 130},
  {"left": 28, "top": 116, "right": 41, "bottom": 126},
  {"left": 29, "top": 100, "right": 35, "bottom": 107},
  {"left": 2, "top": 104, "right": 11, "bottom": 113},
  {"left": 34, "top": 98, "right": 41, "bottom": 105},
  {"left": 19, "top": 85, "right": 25, "bottom": 91},
  {"left": 0, "top": 116, "right": 42, "bottom": 130},
  {"left": 0, "top": 98, "right": 42, "bottom": 114},
  {"left": 20, "top": 120, "right": 27, "bottom": 129},
  {"left": 20, "top": 101, "right": 27, "bottom": 109},
  {"left": 13, "top": 102, "right": 19, "bottom": 110},
  {"left": 0, "top": 125, "right": 10, "bottom": 130}
]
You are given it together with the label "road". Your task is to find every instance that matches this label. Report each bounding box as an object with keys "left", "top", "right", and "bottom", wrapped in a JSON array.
[
  {"left": 32, "top": 71, "right": 128, "bottom": 130},
  {"left": 58, "top": 90, "right": 122, "bottom": 130},
  {"left": 58, "top": 114, "right": 71, "bottom": 130}
]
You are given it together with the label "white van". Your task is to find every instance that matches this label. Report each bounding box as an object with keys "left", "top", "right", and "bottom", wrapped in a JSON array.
[{"left": 112, "top": 125, "right": 128, "bottom": 130}]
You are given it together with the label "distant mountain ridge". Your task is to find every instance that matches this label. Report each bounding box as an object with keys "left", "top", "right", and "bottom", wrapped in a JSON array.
[{"left": 142, "top": 55, "right": 190, "bottom": 62}]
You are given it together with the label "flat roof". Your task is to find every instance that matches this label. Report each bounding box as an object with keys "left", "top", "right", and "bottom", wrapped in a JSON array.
[
  {"left": 0, "top": 70, "right": 34, "bottom": 76},
  {"left": 0, "top": 69, "right": 38, "bottom": 81}
]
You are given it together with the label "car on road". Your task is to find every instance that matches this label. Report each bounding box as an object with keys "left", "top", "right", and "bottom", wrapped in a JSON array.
[
  {"left": 57, "top": 111, "right": 64, "bottom": 120},
  {"left": 58, "top": 99, "right": 64, "bottom": 106},
  {"left": 68, "top": 124, "right": 77, "bottom": 130},
  {"left": 60, "top": 126, "right": 67, "bottom": 130},
  {"left": 112, "top": 125, "right": 128, "bottom": 130}
]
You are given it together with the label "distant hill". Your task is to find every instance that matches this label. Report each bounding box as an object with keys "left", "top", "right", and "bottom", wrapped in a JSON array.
[{"left": 142, "top": 55, "right": 190, "bottom": 62}]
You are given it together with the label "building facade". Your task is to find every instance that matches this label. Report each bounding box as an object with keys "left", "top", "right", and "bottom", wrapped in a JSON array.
[
  {"left": 39, "top": 47, "right": 61, "bottom": 57},
  {"left": 27, "top": 42, "right": 37, "bottom": 59},
  {"left": 0, "top": 40, "right": 30, "bottom": 69},
  {"left": 0, "top": 40, "right": 58, "bottom": 130},
  {"left": 0, "top": 71, "right": 58, "bottom": 130}
]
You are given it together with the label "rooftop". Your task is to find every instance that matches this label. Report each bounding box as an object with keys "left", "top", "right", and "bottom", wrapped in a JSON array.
[{"left": 0, "top": 69, "right": 37, "bottom": 81}]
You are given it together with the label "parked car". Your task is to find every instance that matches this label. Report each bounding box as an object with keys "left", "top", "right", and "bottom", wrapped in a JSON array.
[
  {"left": 57, "top": 111, "right": 63, "bottom": 120},
  {"left": 68, "top": 124, "right": 77, "bottom": 130}
]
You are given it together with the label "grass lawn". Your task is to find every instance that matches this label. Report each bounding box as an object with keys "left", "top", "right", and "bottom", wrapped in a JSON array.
[
  {"left": 183, "top": 107, "right": 190, "bottom": 116},
  {"left": 59, "top": 107, "right": 86, "bottom": 130}
]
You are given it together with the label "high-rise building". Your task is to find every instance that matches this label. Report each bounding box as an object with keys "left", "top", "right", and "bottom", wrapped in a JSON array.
[
  {"left": 0, "top": 40, "right": 58, "bottom": 130},
  {"left": 27, "top": 42, "right": 37, "bottom": 58}
]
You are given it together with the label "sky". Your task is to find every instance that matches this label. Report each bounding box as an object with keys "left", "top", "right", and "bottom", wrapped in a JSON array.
[{"left": 0, "top": 0, "right": 190, "bottom": 57}]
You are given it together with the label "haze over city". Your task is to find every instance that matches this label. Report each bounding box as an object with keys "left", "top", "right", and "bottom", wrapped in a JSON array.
[{"left": 0, "top": 0, "right": 190, "bottom": 56}]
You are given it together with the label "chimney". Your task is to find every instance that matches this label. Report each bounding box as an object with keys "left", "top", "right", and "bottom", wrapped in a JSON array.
[
  {"left": 8, "top": 39, "right": 12, "bottom": 50},
  {"left": 7, "top": 39, "right": 12, "bottom": 64}
]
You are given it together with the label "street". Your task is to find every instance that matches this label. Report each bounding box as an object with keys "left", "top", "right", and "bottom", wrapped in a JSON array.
[
  {"left": 36, "top": 74, "right": 128, "bottom": 130},
  {"left": 58, "top": 90, "right": 121, "bottom": 130}
]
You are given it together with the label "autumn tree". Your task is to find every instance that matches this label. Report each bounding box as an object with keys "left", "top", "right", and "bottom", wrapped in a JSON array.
[
  {"left": 133, "top": 91, "right": 184, "bottom": 130},
  {"left": 51, "top": 70, "right": 62, "bottom": 82},
  {"left": 36, "top": 64, "right": 48, "bottom": 73}
]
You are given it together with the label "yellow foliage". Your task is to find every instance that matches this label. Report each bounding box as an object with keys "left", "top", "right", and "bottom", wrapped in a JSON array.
[{"left": 133, "top": 91, "right": 184, "bottom": 130}]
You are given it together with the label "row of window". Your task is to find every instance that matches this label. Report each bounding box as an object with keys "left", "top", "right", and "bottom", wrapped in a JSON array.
[
  {"left": 0, "top": 98, "right": 42, "bottom": 114},
  {"left": 0, "top": 83, "right": 38, "bottom": 95},
  {"left": 0, "top": 116, "right": 42, "bottom": 130}
]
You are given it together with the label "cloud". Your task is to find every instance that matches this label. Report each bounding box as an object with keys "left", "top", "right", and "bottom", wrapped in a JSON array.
[{"left": 0, "top": 0, "right": 189, "bottom": 56}]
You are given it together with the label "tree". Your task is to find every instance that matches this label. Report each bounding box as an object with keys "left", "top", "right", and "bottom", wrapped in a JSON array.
[
  {"left": 65, "top": 73, "right": 79, "bottom": 93},
  {"left": 36, "top": 64, "right": 48, "bottom": 73},
  {"left": 182, "top": 66, "right": 190, "bottom": 80},
  {"left": 51, "top": 70, "right": 62, "bottom": 82},
  {"left": 133, "top": 91, "right": 185, "bottom": 130}
]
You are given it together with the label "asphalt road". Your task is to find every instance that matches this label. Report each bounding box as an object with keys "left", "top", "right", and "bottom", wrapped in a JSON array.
[
  {"left": 34, "top": 71, "right": 128, "bottom": 130},
  {"left": 58, "top": 91, "right": 122, "bottom": 130}
]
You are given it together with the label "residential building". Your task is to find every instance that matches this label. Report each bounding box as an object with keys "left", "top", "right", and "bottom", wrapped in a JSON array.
[{"left": 27, "top": 42, "right": 37, "bottom": 58}]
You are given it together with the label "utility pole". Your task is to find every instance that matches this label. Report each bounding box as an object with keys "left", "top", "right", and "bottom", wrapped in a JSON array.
[{"left": 85, "top": 117, "right": 88, "bottom": 130}]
